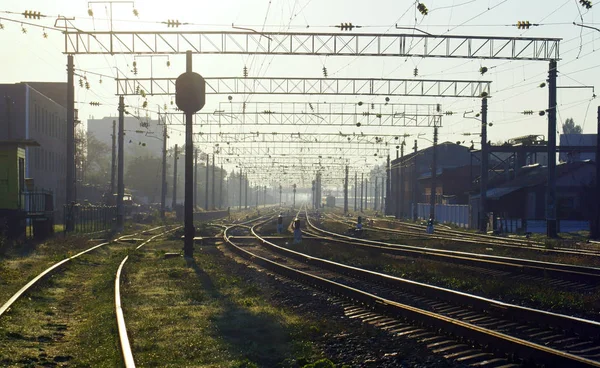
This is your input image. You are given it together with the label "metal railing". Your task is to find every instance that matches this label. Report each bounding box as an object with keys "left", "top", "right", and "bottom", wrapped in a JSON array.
[
  {"left": 19, "top": 190, "right": 54, "bottom": 215},
  {"left": 63, "top": 204, "right": 117, "bottom": 234}
]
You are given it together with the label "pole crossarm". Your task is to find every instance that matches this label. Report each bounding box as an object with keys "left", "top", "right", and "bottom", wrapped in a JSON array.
[
  {"left": 196, "top": 132, "right": 402, "bottom": 145},
  {"left": 65, "top": 31, "right": 560, "bottom": 60},
  {"left": 117, "top": 76, "right": 491, "bottom": 98}
]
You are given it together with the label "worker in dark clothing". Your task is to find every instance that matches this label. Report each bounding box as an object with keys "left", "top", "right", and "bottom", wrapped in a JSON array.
[
  {"left": 277, "top": 214, "right": 284, "bottom": 233},
  {"left": 293, "top": 218, "right": 302, "bottom": 244},
  {"left": 427, "top": 215, "right": 435, "bottom": 234}
]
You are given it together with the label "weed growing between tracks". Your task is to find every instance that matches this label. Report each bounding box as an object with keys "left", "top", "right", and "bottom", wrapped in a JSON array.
[
  {"left": 0, "top": 244, "right": 133, "bottom": 367},
  {"left": 288, "top": 238, "right": 600, "bottom": 320},
  {"left": 122, "top": 239, "right": 332, "bottom": 367}
]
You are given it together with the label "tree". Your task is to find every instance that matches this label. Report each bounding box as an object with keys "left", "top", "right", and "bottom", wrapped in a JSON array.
[
  {"left": 562, "top": 118, "right": 582, "bottom": 134},
  {"left": 125, "top": 155, "right": 163, "bottom": 203},
  {"left": 75, "top": 127, "right": 86, "bottom": 182},
  {"left": 84, "top": 132, "right": 111, "bottom": 186}
]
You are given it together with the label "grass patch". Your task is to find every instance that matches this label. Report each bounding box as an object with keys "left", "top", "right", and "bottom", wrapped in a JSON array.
[
  {"left": 0, "top": 223, "right": 163, "bottom": 305},
  {"left": 0, "top": 244, "right": 133, "bottom": 367},
  {"left": 123, "top": 240, "right": 335, "bottom": 367}
]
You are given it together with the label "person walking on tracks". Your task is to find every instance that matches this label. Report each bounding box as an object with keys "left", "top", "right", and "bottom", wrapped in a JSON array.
[
  {"left": 426, "top": 215, "right": 435, "bottom": 234},
  {"left": 292, "top": 217, "right": 302, "bottom": 244},
  {"left": 277, "top": 213, "right": 284, "bottom": 234}
]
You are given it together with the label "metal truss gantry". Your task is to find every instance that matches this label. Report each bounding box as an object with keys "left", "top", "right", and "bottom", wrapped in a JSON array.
[
  {"left": 169, "top": 110, "right": 441, "bottom": 128},
  {"left": 196, "top": 132, "right": 401, "bottom": 145},
  {"left": 117, "top": 76, "right": 492, "bottom": 98},
  {"left": 213, "top": 101, "right": 442, "bottom": 127},
  {"left": 65, "top": 31, "right": 560, "bottom": 60},
  {"left": 216, "top": 145, "right": 385, "bottom": 157}
]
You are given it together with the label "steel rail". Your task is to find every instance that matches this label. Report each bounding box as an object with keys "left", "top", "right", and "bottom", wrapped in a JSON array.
[
  {"left": 327, "top": 212, "right": 600, "bottom": 257},
  {"left": 222, "top": 222, "right": 600, "bottom": 367},
  {"left": 0, "top": 225, "right": 166, "bottom": 318},
  {"left": 115, "top": 226, "right": 181, "bottom": 368},
  {"left": 251, "top": 218, "right": 600, "bottom": 338},
  {"left": 368, "top": 214, "right": 600, "bottom": 255},
  {"left": 307, "top": 213, "right": 600, "bottom": 284}
]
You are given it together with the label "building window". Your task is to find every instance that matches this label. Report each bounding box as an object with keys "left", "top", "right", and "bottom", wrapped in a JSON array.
[
  {"left": 34, "top": 104, "right": 38, "bottom": 131},
  {"left": 19, "top": 158, "right": 25, "bottom": 192},
  {"left": 43, "top": 109, "right": 47, "bottom": 135}
]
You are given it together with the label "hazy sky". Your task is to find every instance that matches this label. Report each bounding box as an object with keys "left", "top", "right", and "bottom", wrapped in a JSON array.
[{"left": 1, "top": 0, "right": 599, "bottom": 183}]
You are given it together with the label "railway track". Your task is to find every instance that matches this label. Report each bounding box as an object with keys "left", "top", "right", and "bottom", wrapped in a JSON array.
[
  {"left": 0, "top": 225, "right": 167, "bottom": 319},
  {"left": 115, "top": 226, "right": 181, "bottom": 368},
  {"left": 223, "top": 216, "right": 600, "bottom": 368},
  {"left": 307, "top": 212, "right": 600, "bottom": 288},
  {"left": 114, "top": 210, "right": 277, "bottom": 367},
  {"left": 325, "top": 213, "right": 600, "bottom": 257}
]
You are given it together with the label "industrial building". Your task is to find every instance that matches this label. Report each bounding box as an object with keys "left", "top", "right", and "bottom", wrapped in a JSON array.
[{"left": 0, "top": 82, "right": 68, "bottom": 214}]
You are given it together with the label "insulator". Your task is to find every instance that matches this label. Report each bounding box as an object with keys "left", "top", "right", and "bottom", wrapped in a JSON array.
[
  {"left": 322, "top": 66, "right": 328, "bottom": 78},
  {"left": 480, "top": 66, "right": 488, "bottom": 75},
  {"left": 243, "top": 66, "right": 248, "bottom": 77},
  {"left": 413, "top": 68, "right": 418, "bottom": 77},
  {"left": 166, "top": 60, "right": 171, "bottom": 67},
  {"left": 579, "top": 0, "right": 592, "bottom": 9},
  {"left": 85, "top": 81, "right": 90, "bottom": 89},
  {"left": 88, "top": 8, "right": 94, "bottom": 17},
  {"left": 24, "top": 11, "right": 42, "bottom": 19},
  {"left": 133, "top": 9, "right": 139, "bottom": 17}
]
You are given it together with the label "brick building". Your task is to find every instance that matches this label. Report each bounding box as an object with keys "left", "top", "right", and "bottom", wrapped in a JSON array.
[{"left": 390, "top": 142, "right": 472, "bottom": 218}]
